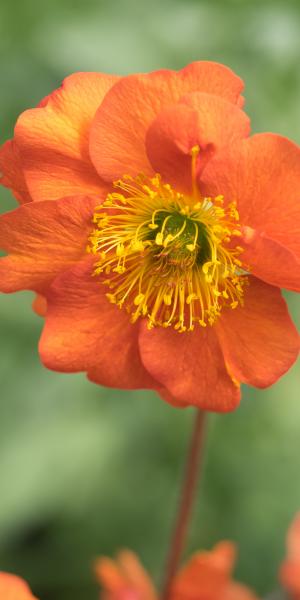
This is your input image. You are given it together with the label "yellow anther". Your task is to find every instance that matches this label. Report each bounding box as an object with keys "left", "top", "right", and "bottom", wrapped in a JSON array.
[
  {"left": 163, "top": 294, "right": 172, "bottom": 306},
  {"left": 190, "top": 144, "right": 200, "bottom": 156},
  {"left": 199, "top": 320, "right": 207, "bottom": 327},
  {"left": 155, "top": 232, "right": 164, "bottom": 245},
  {"left": 134, "top": 293, "right": 145, "bottom": 305},
  {"left": 130, "top": 240, "right": 145, "bottom": 252},
  {"left": 113, "top": 265, "right": 126, "bottom": 274},
  {"left": 186, "top": 293, "right": 197, "bottom": 304},
  {"left": 106, "top": 293, "right": 116, "bottom": 303},
  {"left": 202, "top": 261, "right": 212, "bottom": 274},
  {"left": 116, "top": 244, "right": 125, "bottom": 257},
  {"left": 186, "top": 243, "right": 195, "bottom": 252},
  {"left": 163, "top": 234, "right": 174, "bottom": 247}
]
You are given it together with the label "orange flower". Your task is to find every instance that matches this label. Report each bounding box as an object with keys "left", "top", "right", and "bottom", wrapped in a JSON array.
[
  {"left": 280, "top": 512, "right": 300, "bottom": 600},
  {"left": 95, "top": 550, "right": 157, "bottom": 600},
  {"left": 0, "top": 62, "right": 299, "bottom": 411},
  {"left": 95, "top": 543, "right": 258, "bottom": 600},
  {"left": 0, "top": 572, "right": 38, "bottom": 599}
]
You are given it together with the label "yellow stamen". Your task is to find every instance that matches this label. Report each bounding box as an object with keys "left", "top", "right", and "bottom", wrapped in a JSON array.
[
  {"left": 88, "top": 171, "right": 248, "bottom": 332},
  {"left": 190, "top": 145, "right": 200, "bottom": 199}
]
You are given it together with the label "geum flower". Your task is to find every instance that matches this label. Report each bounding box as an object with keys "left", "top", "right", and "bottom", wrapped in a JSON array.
[
  {"left": 280, "top": 512, "right": 300, "bottom": 600},
  {"left": 95, "top": 542, "right": 258, "bottom": 600},
  {"left": 0, "top": 572, "right": 38, "bottom": 600},
  {"left": 0, "top": 62, "right": 299, "bottom": 411}
]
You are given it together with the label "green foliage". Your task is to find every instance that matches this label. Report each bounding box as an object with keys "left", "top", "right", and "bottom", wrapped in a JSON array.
[{"left": 0, "top": 0, "right": 299, "bottom": 598}]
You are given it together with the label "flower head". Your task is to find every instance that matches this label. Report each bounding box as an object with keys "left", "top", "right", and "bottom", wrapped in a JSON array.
[
  {"left": 0, "top": 572, "right": 38, "bottom": 600},
  {"left": 95, "top": 543, "right": 258, "bottom": 600},
  {"left": 0, "top": 62, "right": 299, "bottom": 411},
  {"left": 280, "top": 512, "right": 300, "bottom": 600},
  {"left": 94, "top": 550, "right": 157, "bottom": 600}
]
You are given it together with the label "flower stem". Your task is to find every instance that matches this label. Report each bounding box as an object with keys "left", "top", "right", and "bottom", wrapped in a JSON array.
[{"left": 161, "top": 409, "right": 207, "bottom": 600}]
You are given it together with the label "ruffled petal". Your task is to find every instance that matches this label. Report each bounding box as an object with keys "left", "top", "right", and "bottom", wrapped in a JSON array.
[
  {"left": 13, "top": 72, "right": 117, "bottom": 201},
  {"left": 0, "top": 140, "right": 31, "bottom": 204},
  {"left": 215, "top": 277, "right": 299, "bottom": 388},
  {"left": 40, "top": 258, "right": 157, "bottom": 390},
  {"left": 223, "top": 582, "right": 259, "bottom": 600},
  {"left": 139, "top": 323, "right": 241, "bottom": 412},
  {"left": 172, "top": 542, "right": 236, "bottom": 600},
  {"left": 201, "top": 133, "right": 300, "bottom": 289},
  {"left": 0, "top": 572, "right": 38, "bottom": 600},
  {"left": 0, "top": 195, "right": 97, "bottom": 293},
  {"left": 94, "top": 551, "right": 157, "bottom": 600},
  {"left": 241, "top": 228, "right": 300, "bottom": 292},
  {"left": 32, "top": 294, "right": 47, "bottom": 317},
  {"left": 145, "top": 92, "right": 250, "bottom": 193},
  {"left": 90, "top": 62, "right": 244, "bottom": 181}
]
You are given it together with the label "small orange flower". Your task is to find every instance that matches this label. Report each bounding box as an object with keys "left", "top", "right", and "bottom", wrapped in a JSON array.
[
  {"left": 0, "top": 62, "right": 299, "bottom": 411},
  {"left": 95, "top": 550, "right": 157, "bottom": 600},
  {"left": 95, "top": 543, "right": 258, "bottom": 600},
  {"left": 280, "top": 512, "right": 300, "bottom": 600},
  {"left": 0, "top": 572, "right": 38, "bottom": 600}
]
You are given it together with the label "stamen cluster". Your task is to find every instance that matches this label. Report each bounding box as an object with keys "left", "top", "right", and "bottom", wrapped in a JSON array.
[{"left": 88, "top": 174, "right": 247, "bottom": 332}]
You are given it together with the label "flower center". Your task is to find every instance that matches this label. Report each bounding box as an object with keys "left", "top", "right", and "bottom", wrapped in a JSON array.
[{"left": 88, "top": 152, "right": 247, "bottom": 332}]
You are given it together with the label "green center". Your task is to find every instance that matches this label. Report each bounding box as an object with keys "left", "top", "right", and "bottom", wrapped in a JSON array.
[{"left": 148, "top": 211, "right": 210, "bottom": 269}]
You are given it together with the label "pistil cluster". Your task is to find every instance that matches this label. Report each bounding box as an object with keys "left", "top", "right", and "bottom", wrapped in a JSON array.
[{"left": 88, "top": 173, "right": 247, "bottom": 332}]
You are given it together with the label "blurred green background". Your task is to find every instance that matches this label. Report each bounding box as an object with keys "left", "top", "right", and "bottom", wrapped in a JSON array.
[{"left": 0, "top": 0, "right": 299, "bottom": 598}]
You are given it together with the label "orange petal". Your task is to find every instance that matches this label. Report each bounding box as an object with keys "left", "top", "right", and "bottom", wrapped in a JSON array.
[
  {"left": 145, "top": 92, "right": 250, "bottom": 193},
  {"left": 241, "top": 228, "right": 300, "bottom": 292},
  {"left": 223, "top": 582, "right": 259, "bottom": 600},
  {"left": 216, "top": 277, "right": 299, "bottom": 388},
  {"left": 286, "top": 513, "right": 300, "bottom": 560},
  {"left": 172, "top": 542, "right": 237, "bottom": 600},
  {"left": 116, "top": 551, "right": 157, "bottom": 599},
  {"left": 279, "top": 512, "right": 300, "bottom": 597},
  {"left": 0, "top": 572, "right": 38, "bottom": 599},
  {"left": 95, "top": 557, "right": 128, "bottom": 592},
  {"left": 13, "top": 72, "right": 118, "bottom": 201},
  {"left": 90, "top": 62, "right": 244, "bottom": 181},
  {"left": 0, "top": 140, "right": 32, "bottom": 204},
  {"left": 280, "top": 562, "right": 300, "bottom": 598},
  {"left": 138, "top": 323, "right": 241, "bottom": 412},
  {"left": 40, "top": 258, "right": 157, "bottom": 390},
  {"left": 95, "top": 552, "right": 157, "bottom": 600},
  {"left": 32, "top": 294, "right": 47, "bottom": 317},
  {"left": 201, "top": 133, "right": 300, "bottom": 289},
  {"left": 0, "top": 195, "right": 97, "bottom": 293}
]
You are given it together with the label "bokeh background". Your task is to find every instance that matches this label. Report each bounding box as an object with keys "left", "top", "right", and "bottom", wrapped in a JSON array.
[{"left": 0, "top": 0, "right": 300, "bottom": 598}]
